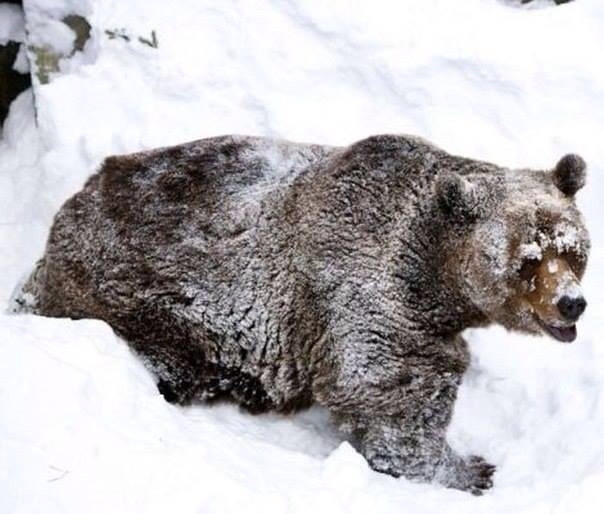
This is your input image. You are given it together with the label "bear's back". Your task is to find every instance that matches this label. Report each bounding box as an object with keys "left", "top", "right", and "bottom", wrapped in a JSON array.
[{"left": 96, "top": 135, "right": 335, "bottom": 232}]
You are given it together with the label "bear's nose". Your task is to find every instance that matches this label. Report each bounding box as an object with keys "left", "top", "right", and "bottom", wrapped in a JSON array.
[{"left": 557, "top": 295, "right": 587, "bottom": 322}]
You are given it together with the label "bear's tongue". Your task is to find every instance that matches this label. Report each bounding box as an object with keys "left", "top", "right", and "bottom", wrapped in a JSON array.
[{"left": 543, "top": 323, "right": 577, "bottom": 343}]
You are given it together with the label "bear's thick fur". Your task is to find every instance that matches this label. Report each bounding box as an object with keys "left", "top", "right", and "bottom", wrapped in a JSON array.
[{"left": 15, "top": 134, "right": 590, "bottom": 494}]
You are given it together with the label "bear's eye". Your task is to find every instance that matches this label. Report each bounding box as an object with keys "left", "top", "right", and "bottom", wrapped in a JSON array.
[
  {"left": 560, "top": 251, "right": 586, "bottom": 278},
  {"left": 519, "top": 257, "right": 540, "bottom": 281}
]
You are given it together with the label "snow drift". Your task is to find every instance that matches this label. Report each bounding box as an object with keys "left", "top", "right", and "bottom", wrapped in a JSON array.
[{"left": 1, "top": 0, "right": 604, "bottom": 512}]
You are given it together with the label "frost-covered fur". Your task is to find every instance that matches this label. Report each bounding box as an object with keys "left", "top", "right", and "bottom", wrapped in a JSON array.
[{"left": 16, "top": 134, "right": 589, "bottom": 494}]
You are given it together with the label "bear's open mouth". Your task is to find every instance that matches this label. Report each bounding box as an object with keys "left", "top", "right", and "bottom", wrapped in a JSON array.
[{"left": 538, "top": 319, "right": 577, "bottom": 343}]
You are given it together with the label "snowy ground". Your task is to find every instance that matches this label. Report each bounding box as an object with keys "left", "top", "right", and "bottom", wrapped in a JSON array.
[{"left": 2, "top": 0, "right": 604, "bottom": 512}]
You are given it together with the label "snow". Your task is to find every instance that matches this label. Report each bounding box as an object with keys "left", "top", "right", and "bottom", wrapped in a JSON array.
[
  {"left": 1, "top": 0, "right": 604, "bottom": 512},
  {"left": 13, "top": 44, "right": 30, "bottom": 74},
  {"left": 520, "top": 242, "right": 543, "bottom": 261},
  {"left": 0, "top": 3, "right": 24, "bottom": 44},
  {"left": 553, "top": 222, "right": 581, "bottom": 253},
  {"left": 553, "top": 272, "right": 583, "bottom": 304}
]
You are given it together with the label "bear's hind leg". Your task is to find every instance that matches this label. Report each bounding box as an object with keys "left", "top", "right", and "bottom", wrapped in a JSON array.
[
  {"left": 114, "top": 307, "right": 208, "bottom": 405},
  {"left": 123, "top": 316, "right": 272, "bottom": 410},
  {"left": 135, "top": 337, "right": 206, "bottom": 405}
]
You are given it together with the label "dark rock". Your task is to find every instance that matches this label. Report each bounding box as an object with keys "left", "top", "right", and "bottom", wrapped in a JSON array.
[{"left": 0, "top": 40, "right": 31, "bottom": 127}]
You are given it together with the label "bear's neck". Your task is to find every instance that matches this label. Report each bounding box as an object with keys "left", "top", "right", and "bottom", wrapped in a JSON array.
[
  {"left": 392, "top": 217, "right": 489, "bottom": 337},
  {"left": 437, "top": 235, "right": 491, "bottom": 333}
]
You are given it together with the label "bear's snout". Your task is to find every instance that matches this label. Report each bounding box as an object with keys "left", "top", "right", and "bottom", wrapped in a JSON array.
[
  {"left": 557, "top": 295, "right": 587, "bottom": 322},
  {"left": 525, "top": 253, "right": 587, "bottom": 342}
]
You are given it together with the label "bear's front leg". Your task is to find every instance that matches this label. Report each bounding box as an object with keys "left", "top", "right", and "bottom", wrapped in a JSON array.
[
  {"left": 315, "top": 335, "right": 495, "bottom": 494},
  {"left": 354, "top": 408, "right": 495, "bottom": 495}
]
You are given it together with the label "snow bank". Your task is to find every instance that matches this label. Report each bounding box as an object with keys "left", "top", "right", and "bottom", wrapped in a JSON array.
[
  {"left": 0, "top": 3, "right": 24, "bottom": 44},
  {"left": 1, "top": 0, "right": 604, "bottom": 512}
]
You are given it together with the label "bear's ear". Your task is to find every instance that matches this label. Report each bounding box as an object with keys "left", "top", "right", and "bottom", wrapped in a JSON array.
[
  {"left": 552, "top": 154, "right": 586, "bottom": 196},
  {"left": 435, "top": 173, "right": 489, "bottom": 223}
]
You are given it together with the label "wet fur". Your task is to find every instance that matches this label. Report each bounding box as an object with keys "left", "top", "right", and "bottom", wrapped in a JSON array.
[{"left": 15, "top": 134, "right": 589, "bottom": 494}]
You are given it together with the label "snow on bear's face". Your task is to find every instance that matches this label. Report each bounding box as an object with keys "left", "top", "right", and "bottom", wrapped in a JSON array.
[{"left": 461, "top": 155, "right": 589, "bottom": 342}]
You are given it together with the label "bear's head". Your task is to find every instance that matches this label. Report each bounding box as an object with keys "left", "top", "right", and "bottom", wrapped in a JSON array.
[{"left": 437, "top": 154, "right": 590, "bottom": 342}]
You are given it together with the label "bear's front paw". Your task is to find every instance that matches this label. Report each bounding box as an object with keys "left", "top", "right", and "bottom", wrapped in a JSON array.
[
  {"left": 464, "top": 455, "right": 496, "bottom": 495},
  {"left": 436, "top": 453, "right": 496, "bottom": 495}
]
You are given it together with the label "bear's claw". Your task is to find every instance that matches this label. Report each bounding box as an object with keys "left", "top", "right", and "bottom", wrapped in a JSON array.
[
  {"left": 465, "top": 455, "right": 496, "bottom": 495},
  {"left": 436, "top": 453, "right": 496, "bottom": 495}
]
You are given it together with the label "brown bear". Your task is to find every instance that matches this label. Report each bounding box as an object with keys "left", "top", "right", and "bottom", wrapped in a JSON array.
[{"left": 12, "top": 134, "right": 590, "bottom": 494}]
